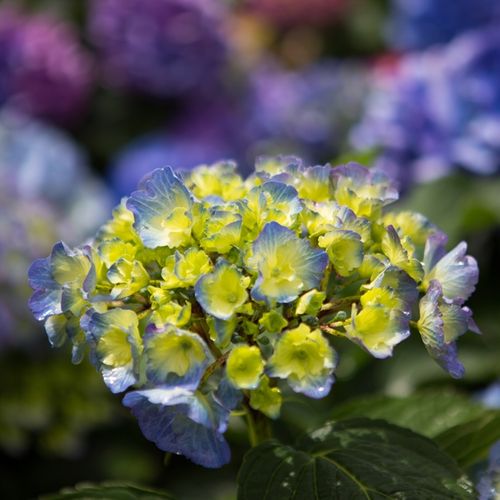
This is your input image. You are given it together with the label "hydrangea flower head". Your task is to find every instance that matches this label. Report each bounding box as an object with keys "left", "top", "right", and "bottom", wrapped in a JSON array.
[
  {"left": 88, "top": 0, "right": 228, "bottom": 97},
  {"left": 0, "top": 6, "right": 93, "bottom": 125},
  {"left": 387, "top": 0, "right": 500, "bottom": 50},
  {"left": 249, "top": 61, "right": 368, "bottom": 164},
  {"left": 352, "top": 28, "right": 500, "bottom": 184},
  {"left": 28, "top": 157, "right": 479, "bottom": 467}
]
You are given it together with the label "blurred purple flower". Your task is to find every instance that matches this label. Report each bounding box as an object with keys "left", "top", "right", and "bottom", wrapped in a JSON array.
[
  {"left": 351, "top": 28, "right": 500, "bottom": 186},
  {"left": 248, "top": 60, "right": 368, "bottom": 163},
  {"left": 388, "top": 0, "right": 500, "bottom": 50},
  {"left": 0, "top": 6, "right": 93, "bottom": 125},
  {"left": 88, "top": 0, "right": 228, "bottom": 97},
  {"left": 245, "top": 0, "right": 348, "bottom": 27}
]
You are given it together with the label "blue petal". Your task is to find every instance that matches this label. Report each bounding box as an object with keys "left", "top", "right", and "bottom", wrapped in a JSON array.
[
  {"left": 259, "top": 180, "right": 302, "bottom": 218},
  {"left": 80, "top": 308, "right": 141, "bottom": 392},
  {"left": 28, "top": 257, "right": 61, "bottom": 320},
  {"left": 143, "top": 328, "right": 213, "bottom": 390},
  {"left": 370, "top": 266, "right": 419, "bottom": 314},
  {"left": 214, "top": 377, "right": 243, "bottom": 411},
  {"left": 418, "top": 281, "right": 465, "bottom": 379},
  {"left": 423, "top": 231, "right": 448, "bottom": 272},
  {"left": 126, "top": 167, "right": 193, "bottom": 248},
  {"left": 44, "top": 315, "right": 68, "bottom": 348},
  {"left": 476, "top": 441, "right": 500, "bottom": 500},
  {"left": 288, "top": 372, "right": 334, "bottom": 399},
  {"left": 102, "top": 366, "right": 138, "bottom": 394},
  {"left": 28, "top": 256, "right": 54, "bottom": 290},
  {"left": 123, "top": 388, "right": 231, "bottom": 468},
  {"left": 29, "top": 288, "right": 62, "bottom": 321}
]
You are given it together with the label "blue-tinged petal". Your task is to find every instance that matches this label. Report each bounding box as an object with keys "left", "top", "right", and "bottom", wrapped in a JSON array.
[
  {"left": 195, "top": 207, "right": 242, "bottom": 254},
  {"left": 143, "top": 325, "right": 213, "bottom": 390},
  {"left": 126, "top": 167, "right": 193, "bottom": 249},
  {"left": 61, "top": 284, "right": 88, "bottom": 317},
  {"left": 81, "top": 308, "right": 141, "bottom": 393},
  {"left": 367, "top": 266, "right": 419, "bottom": 314},
  {"left": 50, "top": 241, "right": 92, "bottom": 285},
  {"left": 331, "top": 163, "right": 398, "bottom": 217},
  {"left": 44, "top": 314, "right": 69, "bottom": 348},
  {"left": 123, "top": 388, "right": 231, "bottom": 468},
  {"left": 250, "top": 222, "right": 328, "bottom": 304},
  {"left": 318, "top": 229, "right": 364, "bottom": 277},
  {"left": 423, "top": 231, "right": 449, "bottom": 273},
  {"left": 195, "top": 260, "right": 249, "bottom": 320},
  {"left": 28, "top": 256, "right": 54, "bottom": 290},
  {"left": 381, "top": 225, "right": 424, "bottom": 282},
  {"left": 213, "top": 377, "right": 243, "bottom": 412},
  {"left": 425, "top": 241, "right": 479, "bottom": 304},
  {"left": 296, "top": 164, "right": 333, "bottom": 202},
  {"left": 476, "top": 441, "right": 500, "bottom": 500},
  {"left": 288, "top": 372, "right": 334, "bottom": 399},
  {"left": 268, "top": 324, "right": 336, "bottom": 399},
  {"left": 254, "top": 155, "right": 304, "bottom": 179},
  {"left": 29, "top": 288, "right": 62, "bottom": 321},
  {"left": 441, "top": 302, "right": 481, "bottom": 343},
  {"left": 417, "top": 281, "right": 465, "bottom": 379},
  {"left": 255, "top": 180, "right": 302, "bottom": 227},
  {"left": 28, "top": 242, "right": 93, "bottom": 321},
  {"left": 207, "top": 316, "right": 238, "bottom": 349},
  {"left": 345, "top": 304, "right": 411, "bottom": 358}
]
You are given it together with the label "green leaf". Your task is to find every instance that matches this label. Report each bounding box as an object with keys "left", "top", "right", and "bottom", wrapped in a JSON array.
[
  {"left": 435, "top": 413, "right": 500, "bottom": 469},
  {"left": 41, "top": 482, "right": 174, "bottom": 500},
  {"left": 238, "top": 418, "right": 473, "bottom": 500},
  {"left": 330, "top": 390, "right": 488, "bottom": 438}
]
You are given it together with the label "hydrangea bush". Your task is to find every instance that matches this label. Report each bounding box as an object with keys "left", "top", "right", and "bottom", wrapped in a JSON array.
[
  {"left": 352, "top": 27, "right": 500, "bottom": 186},
  {"left": 0, "top": 5, "right": 93, "bottom": 125},
  {"left": 28, "top": 157, "right": 479, "bottom": 468},
  {"left": 87, "top": 0, "right": 228, "bottom": 97}
]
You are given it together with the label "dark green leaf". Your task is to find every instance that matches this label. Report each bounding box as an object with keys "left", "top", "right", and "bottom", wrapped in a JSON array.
[
  {"left": 435, "top": 413, "right": 500, "bottom": 469},
  {"left": 330, "top": 390, "right": 487, "bottom": 438},
  {"left": 41, "top": 482, "right": 174, "bottom": 499},
  {"left": 238, "top": 418, "right": 473, "bottom": 500}
]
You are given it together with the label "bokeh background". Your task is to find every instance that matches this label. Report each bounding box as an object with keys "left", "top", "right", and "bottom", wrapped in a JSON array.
[{"left": 1, "top": 0, "right": 499, "bottom": 498}]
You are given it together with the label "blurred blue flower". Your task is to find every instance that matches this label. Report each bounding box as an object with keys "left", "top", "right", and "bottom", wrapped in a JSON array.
[
  {"left": 109, "top": 100, "right": 249, "bottom": 198},
  {"left": 248, "top": 60, "right": 367, "bottom": 163},
  {"left": 477, "top": 441, "right": 500, "bottom": 499},
  {"left": 352, "top": 27, "right": 500, "bottom": 186},
  {"left": 388, "top": 0, "right": 500, "bottom": 50},
  {"left": 0, "top": 6, "right": 93, "bottom": 125},
  {"left": 0, "top": 110, "right": 111, "bottom": 349},
  {"left": 88, "top": 0, "right": 228, "bottom": 97}
]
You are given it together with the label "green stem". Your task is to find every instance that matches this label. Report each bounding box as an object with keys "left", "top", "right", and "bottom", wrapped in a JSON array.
[{"left": 245, "top": 403, "right": 272, "bottom": 447}]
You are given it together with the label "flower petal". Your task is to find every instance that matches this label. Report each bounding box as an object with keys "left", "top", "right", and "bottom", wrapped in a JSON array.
[
  {"left": 123, "top": 388, "right": 231, "bottom": 468},
  {"left": 250, "top": 222, "right": 328, "bottom": 304},
  {"left": 144, "top": 325, "right": 213, "bottom": 390},
  {"left": 126, "top": 167, "right": 193, "bottom": 248}
]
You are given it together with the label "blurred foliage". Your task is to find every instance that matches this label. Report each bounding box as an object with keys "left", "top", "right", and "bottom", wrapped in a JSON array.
[{"left": 0, "top": 349, "right": 117, "bottom": 457}]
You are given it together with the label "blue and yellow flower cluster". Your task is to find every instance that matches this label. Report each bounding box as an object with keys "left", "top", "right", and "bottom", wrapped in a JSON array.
[{"left": 28, "top": 157, "right": 479, "bottom": 467}]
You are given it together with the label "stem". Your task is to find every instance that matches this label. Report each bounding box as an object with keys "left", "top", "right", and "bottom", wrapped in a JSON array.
[
  {"left": 245, "top": 403, "right": 272, "bottom": 446},
  {"left": 320, "top": 296, "right": 360, "bottom": 312}
]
